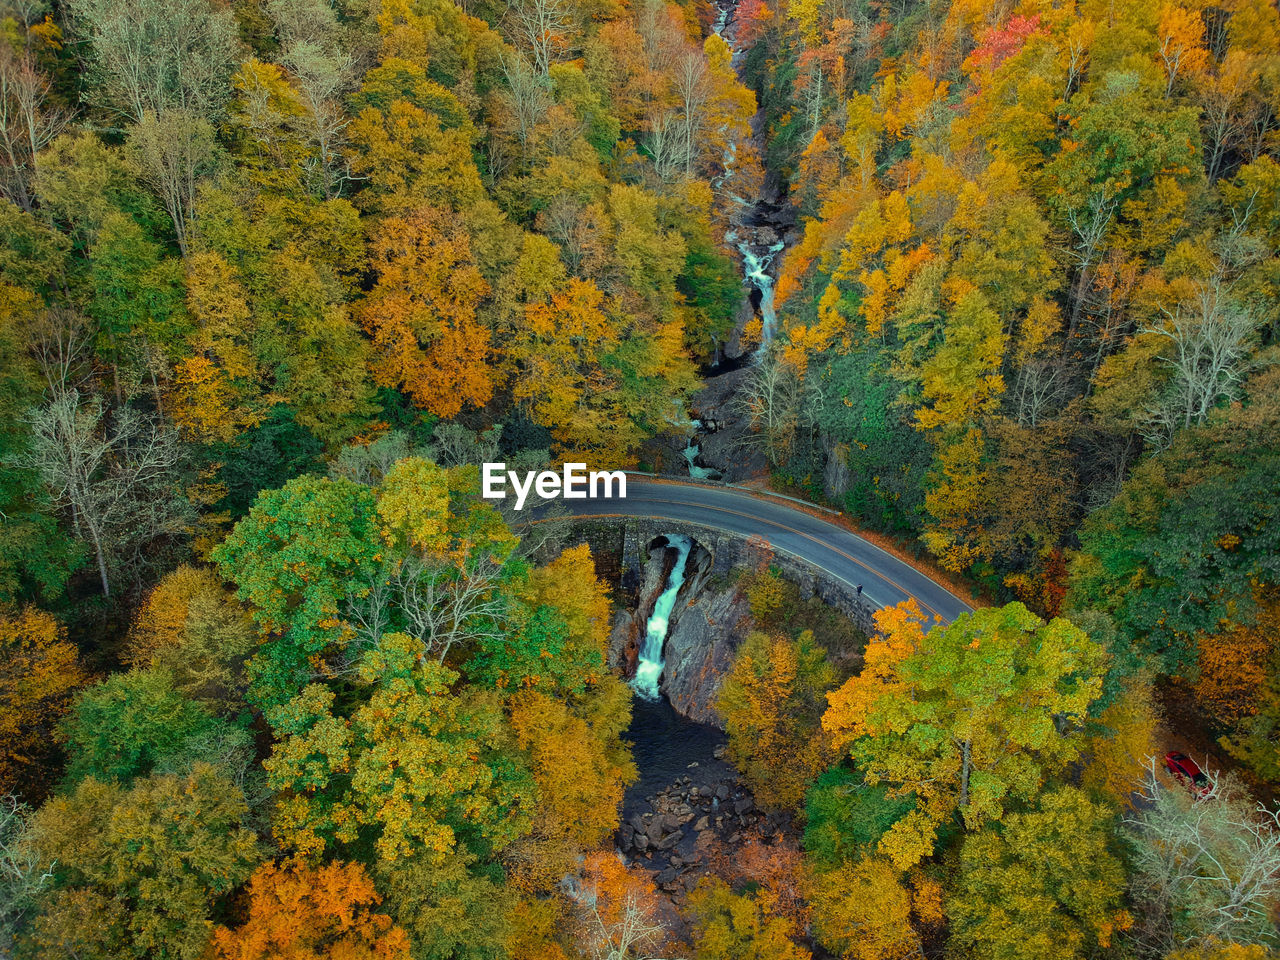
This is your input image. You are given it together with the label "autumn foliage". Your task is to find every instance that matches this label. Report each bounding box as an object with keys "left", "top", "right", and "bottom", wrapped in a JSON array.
[
  {"left": 0, "top": 0, "right": 1278, "bottom": 954},
  {"left": 0, "top": 607, "right": 85, "bottom": 794},
  {"left": 210, "top": 861, "right": 412, "bottom": 960}
]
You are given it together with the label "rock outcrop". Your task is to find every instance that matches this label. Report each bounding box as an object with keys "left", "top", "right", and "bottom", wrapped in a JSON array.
[{"left": 661, "top": 584, "right": 749, "bottom": 726}]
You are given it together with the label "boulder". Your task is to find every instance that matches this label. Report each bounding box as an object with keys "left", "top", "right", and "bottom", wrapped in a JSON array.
[{"left": 657, "top": 831, "right": 683, "bottom": 851}]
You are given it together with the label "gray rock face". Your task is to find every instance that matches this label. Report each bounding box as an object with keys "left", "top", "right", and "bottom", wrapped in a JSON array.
[{"left": 661, "top": 582, "right": 750, "bottom": 727}]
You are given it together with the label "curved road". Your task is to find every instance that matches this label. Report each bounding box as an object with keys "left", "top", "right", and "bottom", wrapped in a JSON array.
[{"left": 543, "top": 477, "right": 973, "bottom": 626}]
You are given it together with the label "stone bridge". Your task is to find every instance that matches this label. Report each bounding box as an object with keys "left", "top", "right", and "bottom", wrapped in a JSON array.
[{"left": 529, "top": 514, "right": 880, "bottom": 636}]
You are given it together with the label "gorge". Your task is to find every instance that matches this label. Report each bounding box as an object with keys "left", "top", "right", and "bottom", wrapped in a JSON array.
[{"left": 677, "top": 0, "right": 797, "bottom": 482}]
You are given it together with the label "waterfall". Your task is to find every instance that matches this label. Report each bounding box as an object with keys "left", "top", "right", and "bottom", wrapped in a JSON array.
[
  {"left": 710, "top": 2, "right": 788, "bottom": 358},
  {"left": 633, "top": 536, "right": 694, "bottom": 700},
  {"left": 741, "top": 239, "right": 785, "bottom": 350}
]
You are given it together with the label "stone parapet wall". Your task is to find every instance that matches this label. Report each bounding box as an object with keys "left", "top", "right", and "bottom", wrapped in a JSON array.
[{"left": 527, "top": 516, "right": 878, "bottom": 636}]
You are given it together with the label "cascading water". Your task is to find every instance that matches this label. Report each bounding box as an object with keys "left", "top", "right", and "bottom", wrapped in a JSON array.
[
  {"left": 710, "top": 0, "right": 789, "bottom": 357},
  {"left": 632, "top": 536, "right": 693, "bottom": 700},
  {"left": 682, "top": 420, "right": 720, "bottom": 480},
  {"left": 672, "top": 0, "right": 792, "bottom": 481}
]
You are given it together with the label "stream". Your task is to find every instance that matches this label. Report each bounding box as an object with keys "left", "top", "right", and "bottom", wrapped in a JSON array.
[
  {"left": 678, "top": 0, "right": 793, "bottom": 480},
  {"left": 711, "top": 0, "right": 793, "bottom": 357}
]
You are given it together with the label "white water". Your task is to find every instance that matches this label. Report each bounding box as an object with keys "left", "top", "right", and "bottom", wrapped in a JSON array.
[
  {"left": 682, "top": 420, "right": 719, "bottom": 480},
  {"left": 711, "top": 1, "right": 784, "bottom": 356},
  {"left": 632, "top": 535, "right": 694, "bottom": 700}
]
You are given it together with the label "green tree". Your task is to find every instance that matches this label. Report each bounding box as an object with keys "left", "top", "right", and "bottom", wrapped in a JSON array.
[
  {"left": 802, "top": 768, "right": 917, "bottom": 869},
  {"left": 59, "top": 668, "right": 252, "bottom": 787},
  {"left": 212, "top": 474, "right": 382, "bottom": 710},
  {"left": 263, "top": 632, "right": 533, "bottom": 863},
  {"left": 376, "top": 852, "right": 513, "bottom": 960},
  {"left": 948, "top": 787, "right": 1130, "bottom": 960},
  {"left": 823, "top": 601, "right": 1107, "bottom": 865},
  {"left": 28, "top": 764, "right": 262, "bottom": 959},
  {"left": 212, "top": 405, "right": 324, "bottom": 517},
  {"left": 1068, "top": 370, "right": 1280, "bottom": 674}
]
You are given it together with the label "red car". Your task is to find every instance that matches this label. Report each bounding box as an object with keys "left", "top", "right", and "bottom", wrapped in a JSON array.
[{"left": 1165, "top": 751, "right": 1211, "bottom": 795}]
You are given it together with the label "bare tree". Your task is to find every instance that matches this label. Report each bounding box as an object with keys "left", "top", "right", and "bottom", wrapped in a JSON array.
[
  {"left": 343, "top": 553, "right": 510, "bottom": 665},
  {"left": 0, "top": 46, "right": 71, "bottom": 211},
  {"left": 1197, "top": 61, "right": 1270, "bottom": 184},
  {"left": 15, "top": 390, "right": 189, "bottom": 597},
  {"left": 427, "top": 422, "right": 503, "bottom": 469},
  {"left": 1140, "top": 279, "right": 1258, "bottom": 447},
  {"left": 671, "top": 50, "right": 709, "bottom": 177},
  {"left": 65, "top": 0, "right": 239, "bottom": 125},
  {"left": 568, "top": 866, "right": 680, "bottom": 960},
  {"left": 0, "top": 796, "right": 50, "bottom": 957},
  {"left": 1062, "top": 188, "right": 1117, "bottom": 338},
  {"left": 503, "top": 0, "right": 572, "bottom": 78},
  {"left": 265, "top": 0, "right": 357, "bottom": 197},
  {"left": 128, "top": 109, "right": 218, "bottom": 256},
  {"left": 1063, "top": 28, "right": 1089, "bottom": 99},
  {"left": 330, "top": 431, "right": 420, "bottom": 487},
  {"left": 735, "top": 350, "right": 805, "bottom": 467},
  {"left": 27, "top": 308, "right": 94, "bottom": 397},
  {"left": 264, "top": 0, "right": 339, "bottom": 49},
  {"left": 285, "top": 44, "right": 355, "bottom": 197},
  {"left": 499, "top": 51, "right": 551, "bottom": 161},
  {"left": 1009, "top": 359, "right": 1068, "bottom": 428},
  {"left": 1126, "top": 760, "right": 1280, "bottom": 952},
  {"left": 644, "top": 111, "right": 694, "bottom": 182}
]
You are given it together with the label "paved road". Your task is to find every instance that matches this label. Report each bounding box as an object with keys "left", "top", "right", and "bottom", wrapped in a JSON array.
[{"left": 546, "top": 477, "right": 973, "bottom": 626}]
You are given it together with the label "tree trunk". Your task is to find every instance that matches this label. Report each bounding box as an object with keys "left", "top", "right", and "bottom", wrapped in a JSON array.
[
  {"left": 87, "top": 520, "right": 110, "bottom": 597},
  {"left": 959, "top": 738, "right": 971, "bottom": 809}
]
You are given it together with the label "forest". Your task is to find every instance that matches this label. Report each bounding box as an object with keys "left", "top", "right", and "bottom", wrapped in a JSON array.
[{"left": 0, "top": 0, "right": 1277, "bottom": 955}]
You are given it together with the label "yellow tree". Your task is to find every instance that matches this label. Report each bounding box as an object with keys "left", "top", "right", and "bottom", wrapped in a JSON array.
[
  {"left": 718, "top": 630, "right": 838, "bottom": 810},
  {"left": 0, "top": 607, "right": 86, "bottom": 794},
  {"left": 948, "top": 787, "right": 1130, "bottom": 960},
  {"left": 1156, "top": 3, "right": 1210, "bottom": 97},
  {"left": 1081, "top": 676, "right": 1163, "bottom": 808},
  {"left": 511, "top": 276, "right": 625, "bottom": 458},
  {"left": 263, "top": 633, "right": 533, "bottom": 863},
  {"left": 804, "top": 857, "right": 942, "bottom": 960},
  {"left": 171, "top": 252, "right": 266, "bottom": 444},
  {"left": 504, "top": 690, "right": 636, "bottom": 890},
  {"left": 687, "top": 878, "right": 812, "bottom": 960},
  {"left": 125, "top": 564, "right": 256, "bottom": 713},
  {"left": 346, "top": 99, "right": 484, "bottom": 215},
  {"left": 359, "top": 207, "right": 495, "bottom": 418},
  {"left": 823, "top": 601, "right": 1107, "bottom": 866}
]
